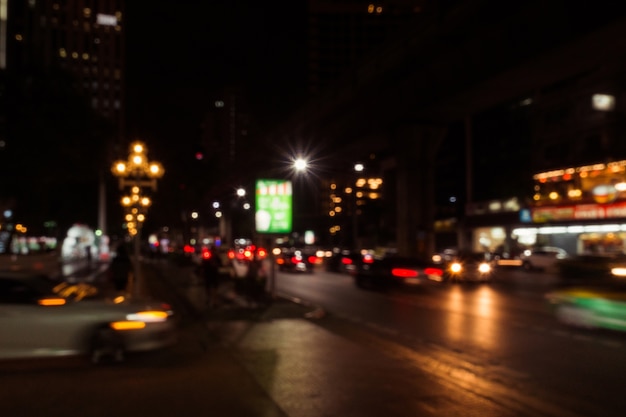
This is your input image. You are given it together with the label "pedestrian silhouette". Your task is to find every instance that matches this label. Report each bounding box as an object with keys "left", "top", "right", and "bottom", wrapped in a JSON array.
[
  {"left": 200, "top": 247, "right": 222, "bottom": 308},
  {"left": 109, "top": 245, "right": 132, "bottom": 292}
]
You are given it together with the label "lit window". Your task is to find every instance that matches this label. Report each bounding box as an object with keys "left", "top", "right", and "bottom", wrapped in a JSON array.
[
  {"left": 15, "top": 34, "right": 23, "bottom": 41},
  {"left": 59, "top": 48, "right": 67, "bottom": 58},
  {"left": 549, "top": 192, "right": 559, "bottom": 200},
  {"left": 592, "top": 94, "right": 615, "bottom": 111},
  {"left": 520, "top": 98, "right": 533, "bottom": 106}
]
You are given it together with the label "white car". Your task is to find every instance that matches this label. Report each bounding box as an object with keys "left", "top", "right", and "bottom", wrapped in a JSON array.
[
  {"left": 0, "top": 271, "right": 177, "bottom": 363},
  {"left": 520, "top": 247, "right": 568, "bottom": 271}
]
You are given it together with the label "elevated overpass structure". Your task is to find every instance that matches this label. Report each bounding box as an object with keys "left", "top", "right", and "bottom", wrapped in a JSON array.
[{"left": 266, "top": 0, "right": 626, "bottom": 257}]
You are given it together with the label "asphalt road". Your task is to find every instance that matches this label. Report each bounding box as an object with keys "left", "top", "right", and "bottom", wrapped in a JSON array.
[
  {"left": 3, "top": 261, "right": 625, "bottom": 417},
  {"left": 273, "top": 266, "right": 626, "bottom": 417}
]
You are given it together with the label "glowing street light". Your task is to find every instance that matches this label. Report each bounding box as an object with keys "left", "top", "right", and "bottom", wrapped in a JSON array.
[
  {"left": 111, "top": 140, "right": 164, "bottom": 296},
  {"left": 293, "top": 158, "right": 308, "bottom": 172},
  {"left": 111, "top": 140, "right": 164, "bottom": 190}
]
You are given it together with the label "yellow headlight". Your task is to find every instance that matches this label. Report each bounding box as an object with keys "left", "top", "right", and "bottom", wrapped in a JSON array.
[
  {"left": 611, "top": 267, "right": 626, "bottom": 277},
  {"left": 126, "top": 311, "right": 169, "bottom": 322},
  {"left": 38, "top": 297, "right": 66, "bottom": 306},
  {"left": 110, "top": 321, "right": 146, "bottom": 330}
]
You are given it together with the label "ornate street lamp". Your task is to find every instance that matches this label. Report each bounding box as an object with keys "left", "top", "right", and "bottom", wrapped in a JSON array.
[{"left": 111, "top": 140, "right": 164, "bottom": 296}]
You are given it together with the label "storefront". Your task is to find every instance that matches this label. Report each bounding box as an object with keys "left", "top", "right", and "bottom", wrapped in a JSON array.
[{"left": 512, "top": 159, "right": 626, "bottom": 256}]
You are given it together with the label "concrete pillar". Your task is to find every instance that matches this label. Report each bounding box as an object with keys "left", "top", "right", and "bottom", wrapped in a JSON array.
[{"left": 394, "top": 124, "right": 446, "bottom": 259}]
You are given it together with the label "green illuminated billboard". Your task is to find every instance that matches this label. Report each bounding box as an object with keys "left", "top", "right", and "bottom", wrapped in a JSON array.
[{"left": 255, "top": 179, "right": 293, "bottom": 234}]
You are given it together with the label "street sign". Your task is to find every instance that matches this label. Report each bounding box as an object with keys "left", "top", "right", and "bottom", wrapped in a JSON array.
[{"left": 255, "top": 179, "right": 293, "bottom": 234}]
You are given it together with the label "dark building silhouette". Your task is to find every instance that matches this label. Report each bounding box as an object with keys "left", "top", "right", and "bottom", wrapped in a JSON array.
[
  {"left": 306, "top": 0, "right": 427, "bottom": 95},
  {"left": 8, "top": 0, "right": 126, "bottom": 140}
]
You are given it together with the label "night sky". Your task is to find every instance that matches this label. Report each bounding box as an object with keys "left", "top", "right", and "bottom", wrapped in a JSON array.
[
  {"left": 115, "top": 2, "right": 309, "bottom": 231},
  {"left": 124, "top": 1, "right": 308, "bottom": 147}
]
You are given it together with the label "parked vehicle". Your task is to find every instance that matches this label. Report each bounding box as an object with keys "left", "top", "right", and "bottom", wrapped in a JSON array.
[
  {"left": 0, "top": 271, "right": 177, "bottom": 363},
  {"left": 353, "top": 253, "right": 444, "bottom": 290},
  {"left": 520, "top": 246, "right": 568, "bottom": 271}
]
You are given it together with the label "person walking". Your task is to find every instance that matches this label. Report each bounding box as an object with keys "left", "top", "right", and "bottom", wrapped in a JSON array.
[
  {"left": 109, "top": 244, "right": 132, "bottom": 292},
  {"left": 200, "top": 247, "right": 222, "bottom": 308}
]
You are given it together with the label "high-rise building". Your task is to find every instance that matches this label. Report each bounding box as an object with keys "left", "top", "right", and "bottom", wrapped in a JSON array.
[
  {"left": 306, "top": 0, "right": 426, "bottom": 95},
  {"left": 8, "top": 0, "right": 125, "bottom": 140}
]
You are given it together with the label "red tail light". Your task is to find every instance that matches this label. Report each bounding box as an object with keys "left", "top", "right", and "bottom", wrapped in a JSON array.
[
  {"left": 363, "top": 254, "right": 374, "bottom": 264},
  {"left": 424, "top": 267, "right": 443, "bottom": 276},
  {"left": 291, "top": 256, "right": 300, "bottom": 264},
  {"left": 308, "top": 255, "right": 318, "bottom": 264},
  {"left": 202, "top": 250, "right": 212, "bottom": 260},
  {"left": 341, "top": 257, "right": 353, "bottom": 265},
  {"left": 257, "top": 248, "right": 267, "bottom": 259},
  {"left": 391, "top": 268, "right": 418, "bottom": 278},
  {"left": 227, "top": 250, "right": 235, "bottom": 259}
]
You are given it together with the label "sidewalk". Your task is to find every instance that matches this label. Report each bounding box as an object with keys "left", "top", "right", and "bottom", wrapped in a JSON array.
[
  {"left": 139, "top": 259, "right": 527, "bottom": 417},
  {"left": 142, "top": 258, "right": 320, "bottom": 322}
]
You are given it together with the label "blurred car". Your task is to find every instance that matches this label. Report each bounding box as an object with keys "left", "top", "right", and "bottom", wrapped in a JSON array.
[
  {"left": 547, "top": 285, "right": 626, "bottom": 331},
  {"left": 520, "top": 246, "right": 568, "bottom": 271},
  {"left": 0, "top": 271, "right": 177, "bottom": 363},
  {"left": 227, "top": 244, "right": 268, "bottom": 264},
  {"left": 325, "top": 248, "right": 360, "bottom": 274},
  {"left": 353, "top": 253, "right": 444, "bottom": 290},
  {"left": 276, "top": 249, "right": 318, "bottom": 273},
  {"left": 558, "top": 253, "right": 626, "bottom": 280},
  {"left": 435, "top": 251, "right": 495, "bottom": 282}
]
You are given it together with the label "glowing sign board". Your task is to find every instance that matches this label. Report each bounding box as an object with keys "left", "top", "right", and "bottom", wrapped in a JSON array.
[
  {"left": 255, "top": 179, "right": 292, "bottom": 234},
  {"left": 97, "top": 13, "right": 117, "bottom": 26},
  {"left": 532, "top": 202, "right": 626, "bottom": 222}
]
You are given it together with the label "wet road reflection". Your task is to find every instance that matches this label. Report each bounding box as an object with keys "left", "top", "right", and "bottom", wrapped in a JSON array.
[
  {"left": 275, "top": 268, "right": 626, "bottom": 416},
  {"left": 445, "top": 286, "right": 498, "bottom": 350}
]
